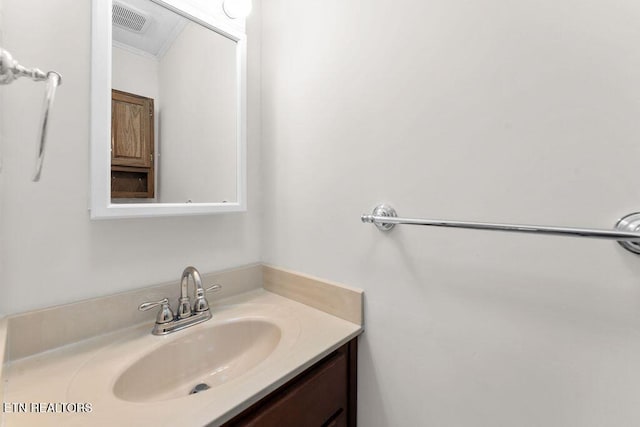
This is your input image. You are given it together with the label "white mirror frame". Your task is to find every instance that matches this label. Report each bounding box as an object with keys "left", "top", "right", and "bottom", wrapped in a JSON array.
[{"left": 90, "top": 0, "right": 247, "bottom": 219}]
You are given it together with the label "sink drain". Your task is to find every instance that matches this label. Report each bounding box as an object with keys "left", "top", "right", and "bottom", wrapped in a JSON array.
[{"left": 189, "top": 383, "right": 211, "bottom": 395}]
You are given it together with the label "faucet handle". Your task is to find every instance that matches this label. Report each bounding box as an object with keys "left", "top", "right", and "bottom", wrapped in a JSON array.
[
  {"left": 139, "top": 298, "right": 174, "bottom": 324},
  {"left": 193, "top": 284, "right": 223, "bottom": 313},
  {"left": 206, "top": 284, "right": 222, "bottom": 293}
]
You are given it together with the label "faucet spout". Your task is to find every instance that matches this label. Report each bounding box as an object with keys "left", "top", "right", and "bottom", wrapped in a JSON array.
[
  {"left": 177, "top": 266, "right": 203, "bottom": 319},
  {"left": 139, "top": 266, "right": 223, "bottom": 335}
]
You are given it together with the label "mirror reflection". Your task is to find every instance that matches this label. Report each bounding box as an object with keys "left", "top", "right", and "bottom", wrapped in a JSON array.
[{"left": 111, "top": 0, "right": 238, "bottom": 204}]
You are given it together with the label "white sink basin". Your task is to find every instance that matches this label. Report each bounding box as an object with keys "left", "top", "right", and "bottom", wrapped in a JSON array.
[
  {"left": 66, "top": 303, "right": 302, "bottom": 413},
  {"left": 114, "top": 319, "right": 281, "bottom": 402}
]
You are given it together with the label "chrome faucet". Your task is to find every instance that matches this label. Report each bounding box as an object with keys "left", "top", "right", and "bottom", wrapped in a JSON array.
[{"left": 139, "top": 266, "right": 222, "bottom": 335}]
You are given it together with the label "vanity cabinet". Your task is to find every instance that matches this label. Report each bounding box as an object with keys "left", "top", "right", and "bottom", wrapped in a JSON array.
[
  {"left": 111, "top": 89, "right": 155, "bottom": 198},
  {"left": 222, "top": 338, "right": 358, "bottom": 427}
]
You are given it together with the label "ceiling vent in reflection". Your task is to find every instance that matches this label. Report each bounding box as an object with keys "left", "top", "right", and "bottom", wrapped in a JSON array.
[{"left": 112, "top": 2, "right": 151, "bottom": 34}]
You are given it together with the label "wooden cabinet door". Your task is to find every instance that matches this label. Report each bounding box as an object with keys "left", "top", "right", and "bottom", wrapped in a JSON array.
[
  {"left": 222, "top": 339, "right": 357, "bottom": 427},
  {"left": 111, "top": 90, "right": 154, "bottom": 168}
]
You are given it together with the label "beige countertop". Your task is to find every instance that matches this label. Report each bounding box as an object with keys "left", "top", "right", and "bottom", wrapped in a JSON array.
[{"left": 2, "top": 289, "right": 362, "bottom": 427}]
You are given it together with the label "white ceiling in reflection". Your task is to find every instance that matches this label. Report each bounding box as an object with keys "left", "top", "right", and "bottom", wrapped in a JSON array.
[{"left": 112, "top": 0, "right": 187, "bottom": 58}]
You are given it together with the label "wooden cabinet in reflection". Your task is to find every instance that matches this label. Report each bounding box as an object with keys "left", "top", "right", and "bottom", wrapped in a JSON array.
[{"left": 111, "top": 89, "right": 155, "bottom": 199}]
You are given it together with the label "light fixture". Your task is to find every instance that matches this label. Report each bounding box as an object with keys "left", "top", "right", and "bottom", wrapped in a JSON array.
[{"left": 222, "top": 0, "right": 253, "bottom": 19}]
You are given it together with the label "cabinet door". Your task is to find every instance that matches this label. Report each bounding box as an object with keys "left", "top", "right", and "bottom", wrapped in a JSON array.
[
  {"left": 222, "top": 340, "right": 357, "bottom": 427},
  {"left": 111, "top": 90, "right": 154, "bottom": 168}
]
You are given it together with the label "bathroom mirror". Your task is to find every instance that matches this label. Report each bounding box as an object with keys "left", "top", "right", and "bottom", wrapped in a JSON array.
[{"left": 91, "top": 0, "right": 247, "bottom": 218}]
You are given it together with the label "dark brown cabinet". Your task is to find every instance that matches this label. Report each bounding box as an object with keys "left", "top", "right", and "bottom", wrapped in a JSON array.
[
  {"left": 111, "top": 89, "right": 155, "bottom": 198},
  {"left": 221, "top": 338, "right": 358, "bottom": 427}
]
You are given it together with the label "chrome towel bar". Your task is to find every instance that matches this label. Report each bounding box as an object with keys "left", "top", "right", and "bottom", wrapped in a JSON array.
[
  {"left": 361, "top": 204, "right": 640, "bottom": 255},
  {"left": 0, "top": 47, "right": 62, "bottom": 181}
]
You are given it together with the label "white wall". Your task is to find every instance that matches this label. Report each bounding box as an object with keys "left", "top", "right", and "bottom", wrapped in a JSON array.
[
  {"left": 158, "top": 22, "right": 237, "bottom": 203},
  {"left": 0, "top": 0, "right": 5, "bottom": 317},
  {"left": 0, "top": 1, "right": 6, "bottom": 424},
  {"left": 261, "top": 1, "right": 640, "bottom": 426},
  {"left": 0, "top": 0, "right": 262, "bottom": 314},
  {"left": 112, "top": 46, "right": 160, "bottom": 102}
]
